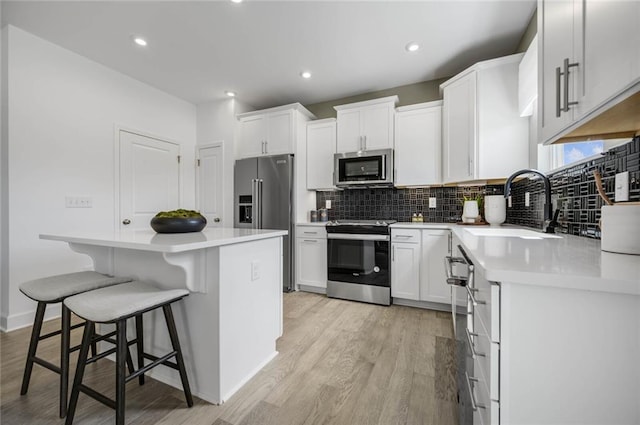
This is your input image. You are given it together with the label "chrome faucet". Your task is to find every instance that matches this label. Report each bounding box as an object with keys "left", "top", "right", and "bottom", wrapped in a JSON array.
[{"left": 504, "top": 169, "right": 559, "bottom": 234}]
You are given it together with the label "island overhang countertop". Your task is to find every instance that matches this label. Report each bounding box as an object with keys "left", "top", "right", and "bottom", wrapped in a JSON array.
[{"left": 40, "top": 228, "right": 288, "bottom": 253}]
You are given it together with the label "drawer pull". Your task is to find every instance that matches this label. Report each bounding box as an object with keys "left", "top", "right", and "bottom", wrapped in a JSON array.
[
  {"left": 303, "top": 231, "right": 318, "bottom": 234},
  {"left": 395, "top": 235, "right": 413, "bottom": 238},
  {"left": 303, "top": 239, "right": 318, "bottom": 243},
  {"left": 465, "top": 372, "right": 487, "bottom": 411},
  {"left": 465, "top": 327, "right": 486, "bottom": 358}
]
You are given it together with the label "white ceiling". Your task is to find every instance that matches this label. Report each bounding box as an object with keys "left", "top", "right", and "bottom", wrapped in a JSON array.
[{"left": 2, "top": 0, "right": 536, "bottom": 110}]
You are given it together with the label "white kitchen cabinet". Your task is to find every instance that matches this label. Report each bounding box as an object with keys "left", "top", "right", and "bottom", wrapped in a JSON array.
[
  {"left": 391, "top": 241, "right": 421, "bottom": 301},
  {"left": 295, "top": 225, "right": 327, "bottom": 293},
  {"left": 419, "top": 229, "right": 451, "bottom": 304},
  {"left": 334, "top": 96, "right": 398, "bottom": 153},
  {"left": 538, "top": 0, "right": 640, "bottom": 144},
  {"left": 441, "top": 54, "right": 529, "bottom": 183},
  {"left": 306, "top": 118, "right": 336, "bottom": 190},
  {"left": 394, "top": 101, "right": 442, "bottom": 186},
  {"left": 236, "top": 103, "right": 315, "bottom": 159}
]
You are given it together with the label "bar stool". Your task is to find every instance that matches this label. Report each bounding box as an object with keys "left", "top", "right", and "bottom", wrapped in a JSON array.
[
  {"left": 63, "top": 280, "right": 193, "bottom": 425},
  {"left": 19, "top": 271, "right": 133, "bottom": 418}
]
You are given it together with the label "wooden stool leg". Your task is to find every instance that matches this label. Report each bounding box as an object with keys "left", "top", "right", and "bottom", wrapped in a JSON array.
[
  {"left": 162, "top": 304, "right": 193, "bottom": 407},
  {"left": 65, "top": 320, "right": 93, "bottom": 425},
  {"left": 59, "top": 304, "right": 71, "bottom": 418},
  {"left": 20, "top": 302, "right": 47, "bottom": 396},
  {"left": 135, "top": 314, "right": 145, "bottom": 385},
  {"left": 115, "top": 320, "right": 127, "bottom": 425}
]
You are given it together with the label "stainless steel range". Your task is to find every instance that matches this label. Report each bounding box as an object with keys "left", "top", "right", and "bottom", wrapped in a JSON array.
[{"left": 325, "top": 219, "right": 396, "bottom": 306}]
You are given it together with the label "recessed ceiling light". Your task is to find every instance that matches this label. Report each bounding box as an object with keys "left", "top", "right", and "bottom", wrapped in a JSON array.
[
  {"left": 230, "top": 0, "right": 243, "bottom": 3},
  {"left": 225, "top": 91, "right": 237, "bottom": 97},
  {"left": 405, "top": 42, "right": 420, "bottom": 52},
  {"left": 300, "top": 71, "right": 312, "bottom": 79},
  {"left": 133, "top": 37, "right": 148, "bottom": 47}
]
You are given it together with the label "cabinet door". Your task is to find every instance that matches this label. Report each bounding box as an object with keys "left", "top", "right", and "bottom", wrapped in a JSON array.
[
  {"left": 296, "top": 237, "right": 327, "bottom": 289},
  {"left": 361, "top": 103, "right": 394, "bottom": 151},
  {"left": 307, "top": 120, "right": 336, "bottom": 190},
  {"left": 391, "top": 242, "right": 420, "bottom": 300},
  {"left": 336, "top": 109, "right": 362, "bottom": 153},
  {"left": 238, "top": 115, "right": 266, "bottom": 158},
  {"left": 442, "top": 74, "right": 476, "bottom": 183},
  {"left": 395, "top": 105, "right": 441, "bottom": 186},
  {"left": 420, "top": 230, "right": 451, "bottom": 304},
  {"left": 579, "top": 0, "right": 640, "bottom": 115},
  {"left": 265, "top": 110, "right": 294, "bottom": 155},
  {"left": 539, "top": 0, "right": 578, "bottom": 143}
]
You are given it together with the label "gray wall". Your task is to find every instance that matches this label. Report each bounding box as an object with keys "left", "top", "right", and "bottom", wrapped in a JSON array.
[{"left": 515, "top": 9, "right": 537, "bottom": 53}]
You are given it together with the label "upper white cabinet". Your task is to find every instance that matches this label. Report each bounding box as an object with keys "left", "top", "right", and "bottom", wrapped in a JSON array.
[
  {"left": 236, "top": 103, "right": 315, "bottom": 159},
  {"left": 538, "top": 0, "right": 640, "bottom": 144},
  {"left": 441, "top": 54, "right": 529, "bottom": 183},
  {"left": 394, "top": 101, "right": 442, "bottom": 186},
  {"left": 306, "top": 118, "right": 336, "bottom": 190},
  {"left": 334, "top": 96, "right": 398, "bottom": 153}
]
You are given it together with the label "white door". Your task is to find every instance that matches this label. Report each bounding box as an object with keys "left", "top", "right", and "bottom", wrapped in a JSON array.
[
  {"left": 197, "top": 144, "right": 223, "bottom": 227},
  {"left": 391, "top": 242, "right": 420, "bottom": 300},
  {"left": 361, "top": 103, "right": 393, "bottom": 150},
  {"left": 119, "top": 130, "right": 180, "bottom": 230},
  {"left": 442, "top": 73, "right": 476, "bottom": 183},
  {"left": 265, "top": 110, "right": 293, "bottom": 155},
  {"left": 420, "top": 230, "right": 451, "bottom": 304}
]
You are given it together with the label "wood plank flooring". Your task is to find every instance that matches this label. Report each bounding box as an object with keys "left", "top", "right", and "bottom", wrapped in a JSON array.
[{"left": 1, "top": 292, "right": 459, "bottom": 425}]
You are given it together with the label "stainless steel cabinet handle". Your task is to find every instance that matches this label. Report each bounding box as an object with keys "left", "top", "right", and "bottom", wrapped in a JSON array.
[
  {"left": 465, "top": 372, "right": 487, "bottom": 411},
  {"left": 122, "top": 219, "right": 131, "bottom": 225},
  {"left": 465, "top": 327, "right": 486, "bottom": 358},
  {"left": 466, "top": 285, "right": 486, "bottom": 306},
  {"left": 392, "top": 246, "right": 395, "bottom": 262},
  {"left": 555, "top": 65, "right": 562, "bottom": 117},
  {"left": 303, "top": 239, "right": 318, "bottom": 243},
  {"left": 363, "top": 135, "right": 367, "bottom": 151},
  {"left": 303, "top": 231, "right": 318, "bottom": 235},
  {"left": 468, "top": 158, "right": 473, "bottom": 177},
  {"left": 562, "top": 58, "right": 579, "bottom": 113},
  {"left": 264, "top": 140, "right": 268, "bottom": 154},
  {"left": 394, "top": 235, "right": 413, "bottom": 238}
]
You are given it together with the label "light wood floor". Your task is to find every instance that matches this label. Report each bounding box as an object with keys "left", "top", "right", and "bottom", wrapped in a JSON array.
[{"left": 1, "top": 292, "right": 459, "bottom": 425}]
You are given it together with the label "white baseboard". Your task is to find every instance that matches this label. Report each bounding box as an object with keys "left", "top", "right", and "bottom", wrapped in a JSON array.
[
  {"left": 392, "top": 297, "right": 452, "bottom": 312},
  {"left": 298, "top": 285, "right": 326, "bottom": 295},
  {"left": 1, "top": 304, "right": 62, "bottom": 333}
]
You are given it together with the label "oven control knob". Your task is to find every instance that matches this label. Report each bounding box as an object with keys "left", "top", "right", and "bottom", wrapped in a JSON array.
[{"left": 374, "top": 266, "right": 380, "bottom": 273}]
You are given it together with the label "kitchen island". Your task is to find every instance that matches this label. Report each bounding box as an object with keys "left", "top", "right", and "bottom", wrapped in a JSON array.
[{"left": 40, "top": 228, "right": 287, "bottom": 404}]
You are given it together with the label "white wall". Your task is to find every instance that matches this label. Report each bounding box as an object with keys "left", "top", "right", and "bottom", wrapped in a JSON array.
[
  {"left": 1, "top": 22, "right": 8, "bottom": 327},
  {"left": 196, "top": 99, "right": 252, "bottom": 227},
  {"left": 2, "top": 26, "right": 197, "bottom": 331}
]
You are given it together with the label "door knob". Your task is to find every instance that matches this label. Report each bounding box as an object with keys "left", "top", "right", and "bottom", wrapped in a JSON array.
[
  {"left": 122, "top": 219, "right": 131, "bottom": 225},
  {"left": 214, "top": 217, "right": 221, "bottom": 223}
]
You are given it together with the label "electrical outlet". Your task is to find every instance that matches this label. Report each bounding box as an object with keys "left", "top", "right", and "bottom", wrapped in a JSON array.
[
  {"left": 429, "top": 197, "right": 437, "bottom": 208},
  {"left": 325, "top": 200, "right": 332, "bottom": 209},
  {"left": 508, "top": 196, "right": 512, "bottom": 208},
  {"left": 524, "top": 192, "right": 530, "bottom": 207},
  {"left": 615, "top": 171, "right": 629, "bottom": 202},
  {"left": 65, "top": 196, "right": 93, "bottom": 208},
  {"left": 251, "top": 261, "right": 260, "bottom": 281}
]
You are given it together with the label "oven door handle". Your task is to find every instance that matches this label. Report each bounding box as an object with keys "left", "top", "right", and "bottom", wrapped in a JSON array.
[{"left": 327, "top": 233, "right": 390, "bottom": 241}]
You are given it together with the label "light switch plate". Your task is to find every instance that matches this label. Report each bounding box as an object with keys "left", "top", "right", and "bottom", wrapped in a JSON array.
[
  {"left": 524, "top": 192, "right": 530, "bottom": 207},
  {"left": 65, "top": 196, "right": 93, "bottom": 208},
  {"left": 325, "top": 200, "right": 332, "bottom": 209},
  {"left": 429, "top": 197, "right": 437, "bottom": 208},
  {"left": 615, "top": 171, "right": 629, "bottom": 202}
]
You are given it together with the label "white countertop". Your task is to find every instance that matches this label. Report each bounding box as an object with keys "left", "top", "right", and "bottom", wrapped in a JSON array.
[
  {"left": 40, "top": 228, "right": 288, "bottom": 253},
  {"left": 392, "top": 222, "right": 639, "bottom": 294}
]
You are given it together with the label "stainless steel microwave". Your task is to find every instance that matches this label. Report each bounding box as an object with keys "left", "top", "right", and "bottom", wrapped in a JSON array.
[{"left": 334, "top": 149, "right": 394, "bottom": 188}]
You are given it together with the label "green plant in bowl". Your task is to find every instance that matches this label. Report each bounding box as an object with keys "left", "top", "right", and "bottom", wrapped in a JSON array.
[{"left": 150, "top": 209, "right": 207, "bottom": 233}]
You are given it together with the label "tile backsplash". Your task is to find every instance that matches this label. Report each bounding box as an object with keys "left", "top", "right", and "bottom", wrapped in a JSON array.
[
  {"left": 506, "top": 136, "right": 639, "bottom": 238},
  {"left": 315, "top": 137, "right": 639, "bottom": 239}
]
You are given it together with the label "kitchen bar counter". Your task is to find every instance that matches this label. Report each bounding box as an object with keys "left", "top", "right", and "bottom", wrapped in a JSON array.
[{"left": 41, "top": 228, "right": 286, "bottom": 405}]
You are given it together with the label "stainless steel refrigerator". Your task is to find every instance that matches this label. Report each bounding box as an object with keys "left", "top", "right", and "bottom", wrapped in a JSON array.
[{"left": 234, "top": 154, "right": 294, "bottom": 292}]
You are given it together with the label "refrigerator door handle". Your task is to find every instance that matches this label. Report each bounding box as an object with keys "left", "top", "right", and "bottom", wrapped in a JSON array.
[
  {"left": 253, "top": 178, "right": 264, "bottom": 229},
  {"left": 251, "top": 178, "right": 259, "bottom": 229}
]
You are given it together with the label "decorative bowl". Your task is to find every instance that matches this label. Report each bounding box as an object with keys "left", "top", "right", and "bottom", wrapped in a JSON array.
[{"left": 150, "top": 215, "right": 207, "bottom": 233}]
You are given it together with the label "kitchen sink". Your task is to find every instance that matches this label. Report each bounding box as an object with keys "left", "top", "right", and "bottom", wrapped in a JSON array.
[{"left": 463, "top": 227, "right": 562, "bottom": 239}]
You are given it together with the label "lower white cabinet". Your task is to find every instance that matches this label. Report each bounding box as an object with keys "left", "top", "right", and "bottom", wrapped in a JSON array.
[
  {"left": 391, "top": 228, "right": 452, "bottom": 306},
  {"left": 295, "top": 225, "right": 327, "bottom": 292}
]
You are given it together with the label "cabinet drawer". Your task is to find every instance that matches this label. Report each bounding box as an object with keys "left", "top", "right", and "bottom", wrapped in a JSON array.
[
  {"left": 472, "top": 270, "right": 499, "bottom": 343},
  {"left": 296, "top": 226, "right": 326, "bottom": 239},
  {"left": 391, "top": 229, "right": 421, "bottom": 243},
  {"left": 473, "top": 324, "right": 499, "bottom": 403}
]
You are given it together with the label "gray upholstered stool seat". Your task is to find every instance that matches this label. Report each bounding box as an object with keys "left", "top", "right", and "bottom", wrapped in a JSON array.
[
  {"left": 20, "top": 271, "right": 132, "bottom": 302},
  {"left": 18, "top": 271, "right": 133, "bottom": 419},
  {"left": 64, "top": 280, "right": 193, "bottom": 425},
  {"left": 65, "top": 281, "right": 189, "bottom": 322}
]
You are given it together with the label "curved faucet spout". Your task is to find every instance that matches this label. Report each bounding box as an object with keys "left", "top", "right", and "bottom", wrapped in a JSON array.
[{"left": 504, "top": 169, "right": 557, "bottom": 233}]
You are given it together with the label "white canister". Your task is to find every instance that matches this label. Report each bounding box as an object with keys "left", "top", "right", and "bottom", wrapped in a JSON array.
[
  {"left": 600, "top": 205, "right": 640, "bottom": 255},
  {"left": 484, "top": 195, "right": 506, "bottom": 226},
  {"left": 462, "top": 201, "right": 479, "bottom": 224}
]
